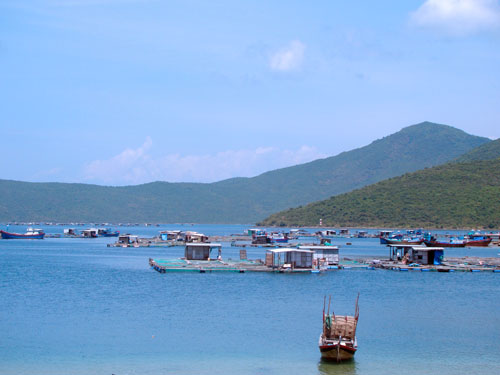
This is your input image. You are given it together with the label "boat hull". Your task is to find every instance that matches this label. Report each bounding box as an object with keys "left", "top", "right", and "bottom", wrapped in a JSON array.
[
  {"left": 424, "top": 240, "right": 465, "bottom": 248},
  {"left": 102, "top": 232, "right": 120, "bottom": 237},
  {"left": 1, "top": 230, "right": 45, "bottom": 239},
  {"left": 319, "top": 343, "right": 357, "bottom": 362},
  {"left": 465, "top": 238, "right": 492, "bottom": 247},
  {"left": 382, "top": 238, "right": 423, "bottom": 245}
]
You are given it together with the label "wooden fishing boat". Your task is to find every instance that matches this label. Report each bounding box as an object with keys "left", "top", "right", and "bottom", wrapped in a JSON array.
[
  {"left": 98, "top": 228, "right": 120, "bottom": 237},
  {"left": 1, "top": 227, "right": 45, "bottom": 239},
  {"left": 424, "top": 239, "right": 465, "bottom": 247},
  {"left": 382, "top": 237, "right": 423, "bottom": 245},
  {"left": 465, "top": 238, "right": 492, "bottom": 247},
  {"left": 424, "top": 234, "right": 465, "bottom": 248},
  {"left": 319, "top": 294, "right": 359, "bottom": 362}
]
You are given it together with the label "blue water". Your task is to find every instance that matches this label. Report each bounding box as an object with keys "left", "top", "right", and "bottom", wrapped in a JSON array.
[{"left": 1, "top": 225, "right": 499, "bottom": 375}]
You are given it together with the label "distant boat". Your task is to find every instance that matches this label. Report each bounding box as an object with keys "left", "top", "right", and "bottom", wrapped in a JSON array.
[
  {"left": 269, "top": 232, "right": 288, "bottom": 243},
  {"left": 424, "top": 235, "right": 465, "bottom": 248},
  {"left": 319, "top": 294, "right": 359, "bottom": 362},
  {"left": 380, "top": 231, "right": 423, "bottom": 245},
  {"left": 98, "top": 228, "right": 120, "bottom": 237},
  {"left": 380, "top": 237, "right": 423, "bottom": 245},
  {"left": 1, "top": 227, "right": 45, "bottom": 239},
  {"left": 464, "top": 238, "right": 492, "bottom": 247},
  {"left": 464, "top": 232, "right": 492, "bottom": 247}
]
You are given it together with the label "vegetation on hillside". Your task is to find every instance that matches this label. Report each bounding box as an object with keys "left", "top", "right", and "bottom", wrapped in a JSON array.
[
  {"left": 453, "top": 138, "right": 500, "bottom": 163},
  {"left": 0, "top": 122, "right": 490, "bottom": 223},
  {"left": 258, "top": 158, "right": 500, "bottom": 229}
]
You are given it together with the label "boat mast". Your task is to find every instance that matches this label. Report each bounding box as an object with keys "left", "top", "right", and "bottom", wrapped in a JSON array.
[{"left": 323, "top": 295, "right": 326, "bottom": 322}]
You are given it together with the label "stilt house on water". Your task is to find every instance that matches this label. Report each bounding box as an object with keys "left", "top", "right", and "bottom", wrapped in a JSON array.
[
  {"left": 185, "top": 243, "right": 222, "bottom": 260},
  {"left": 265, "top": 248, "right": 314, "bottom": 271}
]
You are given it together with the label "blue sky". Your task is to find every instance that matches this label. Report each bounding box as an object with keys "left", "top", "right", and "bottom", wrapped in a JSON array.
[{"left": 1, "top": 0, "right": 499, "bottom": 185}]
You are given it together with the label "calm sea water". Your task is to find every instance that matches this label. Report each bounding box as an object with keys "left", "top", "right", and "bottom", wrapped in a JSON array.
[{"left": 1, "top": 224, "right": 499, "bottom": 375}]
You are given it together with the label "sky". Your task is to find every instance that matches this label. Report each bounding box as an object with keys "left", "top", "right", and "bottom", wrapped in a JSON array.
[{"left": 1, "top": 0, "right": 499, "bottom": 185}]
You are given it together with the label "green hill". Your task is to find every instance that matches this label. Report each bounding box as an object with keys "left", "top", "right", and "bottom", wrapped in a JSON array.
[
  {"left": 259, "top": 158, "right": 500, "bottom": 229},
  {"left": 0, "top": 122, "right": 490, "bottom": 223},
  {"left": 453, "top": 138, "right": 500, "bottom": 163}
]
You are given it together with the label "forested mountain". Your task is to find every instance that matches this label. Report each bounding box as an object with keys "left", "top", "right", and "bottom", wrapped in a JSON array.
[
  {"left": 0, "top": 122, "right": 489, "bottom": 223},
  {"left": 259, "top": 158, "right": 500, "bottom": 229}
]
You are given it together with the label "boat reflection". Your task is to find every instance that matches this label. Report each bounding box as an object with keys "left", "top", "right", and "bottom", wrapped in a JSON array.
[{"left": 317, "top": 359, "right": 357, "bottom": 375}]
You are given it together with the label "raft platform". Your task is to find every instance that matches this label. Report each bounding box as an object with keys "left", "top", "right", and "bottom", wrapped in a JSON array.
[{"left": 149, "top": 258, "right": 321, "bottom": 273}]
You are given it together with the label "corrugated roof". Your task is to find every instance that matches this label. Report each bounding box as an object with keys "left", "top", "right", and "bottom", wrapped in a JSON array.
[
  {"left": 299, "top": 246, "right": 339, "bottom": 250},
  {"left": 268, "top": 248, "right": 314, "bottom": 253}
]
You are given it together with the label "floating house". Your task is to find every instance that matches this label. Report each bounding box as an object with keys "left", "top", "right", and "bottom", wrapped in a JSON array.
[
  {"left": 318, "top": 230, "right": 336, "bottom": 238},
  {"left": 63, "top": 228, "right": 78, "bottom": 236},
  {"left": 387, "top": 244, "right": 444, "bottom": 265},
  {"left": 81, "top": 228, "right": 98, "bottom": 238},
  {"left": 160, "top": 230, "right": 181, "bottom": 241},
  {"left": 299, "top": 245, "right": 339, "bottom": 266},
  {"left": 118, "top": 234, "right": 139, "bottom": 246},
  {"left": 252, "top": 234, "right": 272, "bottom": 245},
  {"left": 183, "top": 231, "right": 208, "bottom": 243},
  {"left": 411, "top": 247, "right": 444, "bottom": 265},
  {"left": 185, "top": 243, "right": 222, "bottom": 260},
  {"left": 265, "top": 248, "right": 314, "bottom": 270}
]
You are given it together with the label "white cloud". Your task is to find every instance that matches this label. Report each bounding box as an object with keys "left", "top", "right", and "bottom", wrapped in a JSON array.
[
  {"left": 411, "top": 0, "right": 500, "bottom": 35},
  {"left": 269, "top": 40, "right": 306, "bottom": 71},
  {"left": 82, "top": 138, "right": 326, "bottom": 185}
]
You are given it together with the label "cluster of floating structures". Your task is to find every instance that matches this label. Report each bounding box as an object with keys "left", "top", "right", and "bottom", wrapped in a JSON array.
[
  {"left": 149, "top": 242, "right": 342, "bottom": 273},
  {"left": 149, "top": 236, "right": 500, "bottom": 274},
  {"left": 64, "top": 228, "right": 120, "bottom": 238},
  {"left": 2, "top": 224, "right": 499, "bottom": 273}
]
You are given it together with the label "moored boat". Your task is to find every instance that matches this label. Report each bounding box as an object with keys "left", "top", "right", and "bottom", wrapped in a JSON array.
[
  {"left": 98, "top": 228, "right": 120, "bottom": 237},
  {"left": 423, "top": 235, "right": 465, "bottom": 248},
  {"left": 319, "top": 294, "right": 359, "bottom": 362},
  {"left": 464, "top": 238, "right": 492, "bottom": 247},
  {"left": 1, "top": 227, "right": 45, "bottom": 239},
  {"left": 382, "top": 237, "right": 423, "bottom": 245},
  {"left": 380, "top": 230, "right": 423, "bottom": 245},
  {"left": 269, "top": 232, "right": 288, "bottom": 243},
  {"left": 464, "top": 232, "right": 492, "bottom": 247}
]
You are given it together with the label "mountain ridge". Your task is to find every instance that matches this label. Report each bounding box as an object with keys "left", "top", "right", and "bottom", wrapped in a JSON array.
[{"left": 0, "top": 122, "right": 490, "bottom": 223}]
